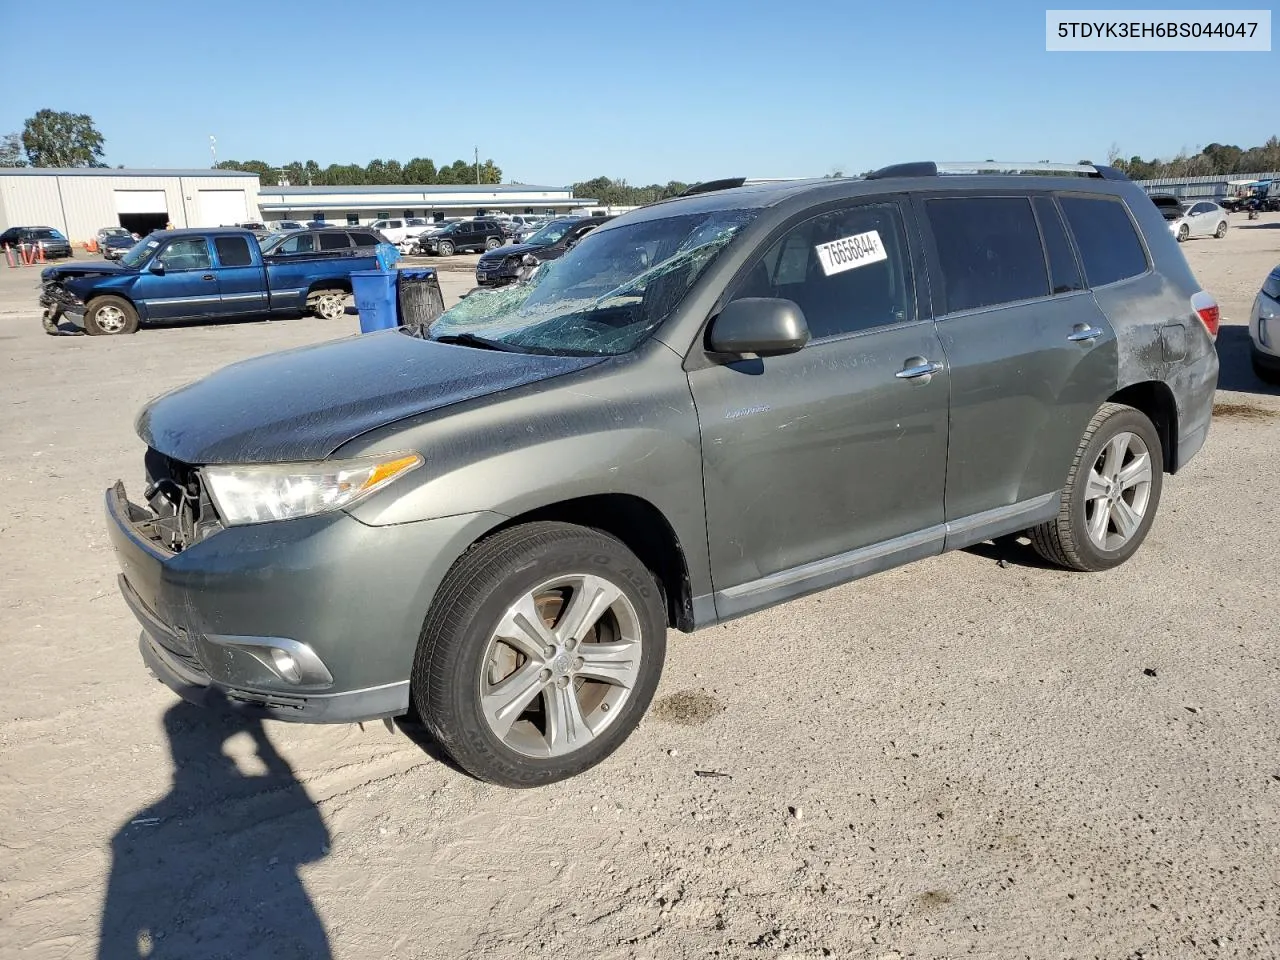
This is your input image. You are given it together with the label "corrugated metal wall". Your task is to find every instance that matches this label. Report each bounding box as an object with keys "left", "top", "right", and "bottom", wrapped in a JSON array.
[
  {"left": 0, "top": 174, "right": 262, "bottom": 243},
  {"left": 1136, "top": 171, "right": 1280, "bottom": 198}
]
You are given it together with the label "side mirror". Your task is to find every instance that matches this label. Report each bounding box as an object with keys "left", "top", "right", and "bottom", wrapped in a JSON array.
[
  {"left": 707, "top": 298, "right": 810, "bottom": 357},
  {"left": 148, "top": 261, "right": 165, "bottom": 275}
]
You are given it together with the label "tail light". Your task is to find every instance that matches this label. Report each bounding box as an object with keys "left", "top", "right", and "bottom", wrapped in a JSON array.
[{"left": 1190, "top": 290, "right": 1219, "bottom": 340}]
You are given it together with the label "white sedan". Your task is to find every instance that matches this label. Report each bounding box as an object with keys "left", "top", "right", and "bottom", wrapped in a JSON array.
[
  {"left": 1168, "top": 199, "right": 1229, "bottom": 242},
  {"left": 1250, "top": 264, "right": 1280, "bottom": 384}
]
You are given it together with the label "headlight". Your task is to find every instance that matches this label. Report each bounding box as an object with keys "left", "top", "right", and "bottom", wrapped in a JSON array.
[
  {"left": 203, "top": 452, "right": 423, "bottom": 526},
  {"left": 1262, "top": 271, "right": 1280, "bottom": 301}
]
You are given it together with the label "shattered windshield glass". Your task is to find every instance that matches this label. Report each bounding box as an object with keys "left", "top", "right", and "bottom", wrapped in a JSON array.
[{"left": 425, "top": 209, "right": 758, "bottom": 356}]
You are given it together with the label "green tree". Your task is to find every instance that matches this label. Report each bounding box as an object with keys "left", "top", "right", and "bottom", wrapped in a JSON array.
[
  {"left": 404, "top": 157, "right": 437, "bottom": 184},
  {"left": 0, "top": 132, "right": 24, "bottom": 167},
  {"left": 21, "top": 109, "right": 105, "bottom": 167},
  {"left": 478, "top": 159, "right": 502, "bottom": 184},
  {"left": 303, "top": 160, "right": 321, "bottom": 185}
]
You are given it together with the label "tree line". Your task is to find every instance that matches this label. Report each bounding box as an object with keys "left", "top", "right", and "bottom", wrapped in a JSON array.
[
  {"left": 1107, "top": 136, "right": 1280, "bottom": 180},
  {"left": 215, "top": 157, "right": 503, "bottom": 186}
]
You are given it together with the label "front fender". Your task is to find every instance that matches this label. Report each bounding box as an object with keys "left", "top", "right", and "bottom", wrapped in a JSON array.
[
  {"left": 336, "top": 349, "right": 713, "bottom": 602},
  {"left": 67, "top": 276, "right": 147, "bottom": 319}
]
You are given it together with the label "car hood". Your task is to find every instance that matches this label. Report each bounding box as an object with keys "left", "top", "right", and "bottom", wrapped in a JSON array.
[
  {"left": 479, "top": 241, "right": 554, "bottom": 264},
  {"left": 42, "top": 261, "right": 136, "bottom": 282},
  {"left": 137, "top": 329, "right": 605, "bottom": 464}
]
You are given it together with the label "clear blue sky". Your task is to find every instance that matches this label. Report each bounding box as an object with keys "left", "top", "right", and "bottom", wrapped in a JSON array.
[{"left": 1, "top": 0, "right": 1275, "bottom": 185}]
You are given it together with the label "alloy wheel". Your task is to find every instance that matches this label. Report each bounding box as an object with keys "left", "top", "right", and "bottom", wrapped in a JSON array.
[
  {"left": 479, "top": 574, "right": 642, "bottom": 758},
  {"left": 95, "top": 305, "right": 127, "bottom": 334},
  {"left": 1083, "top": 431, "right": 1153, "bottom": 551}
]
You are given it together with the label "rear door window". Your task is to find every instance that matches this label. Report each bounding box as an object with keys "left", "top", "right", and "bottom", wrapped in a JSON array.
[
  {"left": 1031, "top": 196, "right": 1083, "bottom": 294},
  {"left": 318, "top": 232, "right": 351, "bottom": 251},
  {"left": 925, "top": 197, "right": 1049, "bottom": 313},
  {"left": 350, "top": 232, "right": 380, "bottom": 247},
  {"left": 1058, "top": 195, "right": 1149, "bottom": 288},
  {"left": 214, "top": 236, "right": 253, "bottom": 267}
]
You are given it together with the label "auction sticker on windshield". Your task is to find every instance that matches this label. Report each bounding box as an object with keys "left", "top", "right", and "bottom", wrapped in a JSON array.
[{"left": 815, "top": 230, "right": 886, "bottom": 276}]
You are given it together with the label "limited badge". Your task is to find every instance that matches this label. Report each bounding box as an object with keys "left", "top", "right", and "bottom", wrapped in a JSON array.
[{"left": 814, "top": 230, "right": 887, "bottom": 276}]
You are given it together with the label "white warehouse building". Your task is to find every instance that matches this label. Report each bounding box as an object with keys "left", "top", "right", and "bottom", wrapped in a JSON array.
[
  {"left": 0, "top": 170, "right": 601, "bottom": 244},
  {"left": 256, "top": 183, "right": 597, "bottom": 227},
  {"left": 0, "top": 168, "right": 261, "bottom": 243}
]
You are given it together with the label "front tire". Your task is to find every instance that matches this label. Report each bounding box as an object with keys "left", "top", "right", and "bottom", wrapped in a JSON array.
[
  {"left": 485, "top": 237, "right": 501, "bottom": 250},
  {"left": 438, "top": 240, "right": 454, "bottom": 257},
  {"left": 1177, "top": 224, "right": 1190, "bottom": 242},
  {"left": 1029, "top": 403, "right": 1163, "bottom": 572},
  {"left": 412, "top": 522, "right": 667, "bottom": 788},
  {"left": 83, "top": 296, "right": 139, "bottom": 335},
  {"left": 1252, "top": 347, "right": 1280, "bottom": 384}
]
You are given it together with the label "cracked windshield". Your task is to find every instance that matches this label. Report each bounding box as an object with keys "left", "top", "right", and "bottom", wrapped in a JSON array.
[{"left": 426, "top": 209, "right": 758, "bottom": 355}]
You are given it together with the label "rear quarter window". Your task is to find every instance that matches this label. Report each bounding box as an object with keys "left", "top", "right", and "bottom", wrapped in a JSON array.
[
  {"left": 1058, "top": 195, "right": 1149, "bottom": 288},
  {"left": 350, "top": 232, "right": 380, "bottom": 247}
]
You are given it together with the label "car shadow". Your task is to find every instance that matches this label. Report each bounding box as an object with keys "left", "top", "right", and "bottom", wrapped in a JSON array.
[
  {"left": 1234, "top": 222, "right": 1280, "bottom": 229},
  {"left": 1216, "top": 325, "right": 1279, "bottom": 396},
  {"left": 962, "top": 533, "right": 1062, "bottom": 570},
  {"left": 98, "top": 698, "right": 332, "bottom": 958}
]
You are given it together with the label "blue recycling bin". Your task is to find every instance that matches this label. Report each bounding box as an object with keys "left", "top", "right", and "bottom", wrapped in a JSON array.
[{"left": 352, "top": 270, "right": 398, "bottom": 333}]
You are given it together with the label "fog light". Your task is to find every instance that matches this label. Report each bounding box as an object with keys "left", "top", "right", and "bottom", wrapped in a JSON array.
[
  {"left": 270, "top": 648, "right": 301, "bottom": 684},
  {"left": 1260, "top": 317, "right": 1270, "bottom": 349}
]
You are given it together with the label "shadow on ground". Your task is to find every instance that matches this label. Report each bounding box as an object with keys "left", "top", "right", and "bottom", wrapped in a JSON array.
[
  {"left": 99, "top": 700, "right": 331, "bottom": 959},
  {"left": 1216, "top": 325, "right": 1279, "bottom": 395}
]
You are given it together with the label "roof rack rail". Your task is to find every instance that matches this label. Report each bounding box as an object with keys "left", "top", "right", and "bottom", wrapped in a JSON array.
[
  {"left": 677, "top": 177, "right": 749, "bottom": 197},
  {"left": 865, "top": 161, "right": 1129, "bottom": 181}
]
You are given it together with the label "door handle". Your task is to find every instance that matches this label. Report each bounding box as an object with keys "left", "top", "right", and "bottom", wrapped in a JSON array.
[
  {"left": 895, "top": 358, "right": 944, "bottom": 381},
  {"left": 1068, "top": 325, "right": 1103, "bottom": 342},
  {"left": 201, "top": 274, "right": 216, "bottom": 281}
]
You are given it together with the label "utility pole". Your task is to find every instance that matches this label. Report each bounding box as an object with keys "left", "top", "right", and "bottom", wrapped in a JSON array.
[
  {"left": 209, "top": 135, "right": 217, "bottom": 168},
  {"left": 475, "top": 146, "right": 480, "bottom": 184}
]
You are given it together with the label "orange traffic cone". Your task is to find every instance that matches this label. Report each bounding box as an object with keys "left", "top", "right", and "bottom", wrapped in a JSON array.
[{"left": 37, "top": 244, "right": 46, "bottom": 264}]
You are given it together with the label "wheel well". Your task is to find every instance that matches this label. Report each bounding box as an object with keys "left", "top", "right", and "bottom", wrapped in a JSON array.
[
  {"left": 491, "top": 495, "right": 694, "bottom": 632},
  {"left": 1109, "top": 381, "right": 1178, "bottom": 472},
  {"left": 306, "top": 279, "right": 351, "bottom": 298}
]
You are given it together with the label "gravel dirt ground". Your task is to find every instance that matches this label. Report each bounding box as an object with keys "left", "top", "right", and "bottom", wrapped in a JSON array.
[{"left": 1, "top": 220, "right": 1278, "bottom": 960}]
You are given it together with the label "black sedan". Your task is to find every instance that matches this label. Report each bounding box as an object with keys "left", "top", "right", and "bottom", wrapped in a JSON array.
[{"left": 474, "top": 215, "right": 612, "bottom": 287}]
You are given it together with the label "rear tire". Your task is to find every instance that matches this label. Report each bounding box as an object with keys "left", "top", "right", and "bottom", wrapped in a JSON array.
[
  {"left": 1215, "top": 221, "right": 1227, "bottom": 238},
  {"left": 412, "top": 521, "right": 667, "bottom": 788},
  {"left": 308, "top": 289, "right": 349, "bottom": 320},
  {"left": 83, "top": 296, "right": 139, "bottom": 336},
  {"left": 1029, "top": 403, "right": 1163, "bottom": 572}
]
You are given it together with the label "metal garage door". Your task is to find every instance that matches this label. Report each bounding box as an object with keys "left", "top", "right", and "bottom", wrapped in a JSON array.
[
  {"left": 198, "top": 189, "right": 248, "bottom": 227},
  {"left": 114, "top": 190, "right": 168, "bottom": 214}
]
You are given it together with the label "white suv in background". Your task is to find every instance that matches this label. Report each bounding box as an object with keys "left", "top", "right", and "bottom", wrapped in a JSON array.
[{"left": 370, "top": 218, "right": 433, "bottom": 244}]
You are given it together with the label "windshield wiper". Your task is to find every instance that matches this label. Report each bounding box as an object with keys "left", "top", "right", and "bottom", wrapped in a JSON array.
[{"left": 432, "top": 332, "right": 527, "bottom": 353}]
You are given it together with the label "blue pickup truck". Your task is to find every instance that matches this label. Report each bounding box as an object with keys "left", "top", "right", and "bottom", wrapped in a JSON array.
[{"left": 39, "top": 227, "right": 381, "bottom": 335}]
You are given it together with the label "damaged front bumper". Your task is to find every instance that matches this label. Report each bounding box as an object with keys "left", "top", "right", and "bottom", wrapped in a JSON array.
[
  {"left": 105, "top": 467, "right": 501, "bottom": 724},
  {"left": 39, "top": 281, "right": 85, "bottom": 333}
]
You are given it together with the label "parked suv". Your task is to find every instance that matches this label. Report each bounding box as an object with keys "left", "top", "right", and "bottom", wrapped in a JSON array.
[
  {"left": 419, "top": 219, "right": 506, "bottom": 255},
  {"left": 370, "top": 218, "right": 432, "bottom": 245},
  {"left": 0, "top": 226, "right": 73, "bottom": 259},
  {"left": 475, "top": 215, "right": 613, "bottom": 286},
  {"left": 259, "top": 226, "right": 384, "bottom": 257},
  {"left": 107, "top": 162, "right": 1218, "bottom": 788}
]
